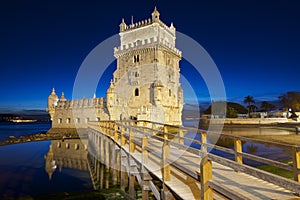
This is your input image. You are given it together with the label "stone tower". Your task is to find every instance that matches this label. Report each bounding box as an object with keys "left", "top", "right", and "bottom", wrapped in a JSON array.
[{"left": 108, "top": 7, "right": 183, "bottom": 125}]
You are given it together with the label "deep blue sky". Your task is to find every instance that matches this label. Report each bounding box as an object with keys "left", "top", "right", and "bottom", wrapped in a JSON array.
[{"left": 0, "top": 0, "right": 299, "bottom": 111}]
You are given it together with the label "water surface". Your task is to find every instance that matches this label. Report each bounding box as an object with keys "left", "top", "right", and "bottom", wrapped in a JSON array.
[{"left": 0, "top": 122, "right": 51, "bottom": 140}]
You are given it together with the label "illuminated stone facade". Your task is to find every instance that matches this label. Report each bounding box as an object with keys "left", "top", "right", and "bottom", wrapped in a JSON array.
[{"left": 47, "top": 8, "right": 183, "bottom": 128}]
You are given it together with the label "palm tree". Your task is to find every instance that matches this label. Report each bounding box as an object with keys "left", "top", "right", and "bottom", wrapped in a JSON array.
[
  {"left": 244, "top": 95, "right": 255, "bottom": 115},
  {"left": 260, "top": 101, "right": 276, "bottom": 112}
]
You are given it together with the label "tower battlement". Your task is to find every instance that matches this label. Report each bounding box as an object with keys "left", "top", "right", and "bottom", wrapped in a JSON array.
[
  {"left": 119, "top": 7, "right": 175, "bottom": 34},
  {"left": 114, "top": 36, "right": 181, "bottom": 57},
  {"left": 55, "top": 97, "right": 106, "bottom": 110}
]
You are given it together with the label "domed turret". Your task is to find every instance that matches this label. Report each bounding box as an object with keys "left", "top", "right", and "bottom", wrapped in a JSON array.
[
  {"left": 152, "top": 6, "right": 160, "bottom": 22},
  {"left": 119, "top": 18, "right": 126, "bottom": 32},
  {"left": 47, "top": 88, "right": 58, "bottom": 121},
  {"left": 59, "top": 92, "right": 67, "bottom": 102},
  {"left": 44, "top": 144, "right": 56, "bottom": 180}
]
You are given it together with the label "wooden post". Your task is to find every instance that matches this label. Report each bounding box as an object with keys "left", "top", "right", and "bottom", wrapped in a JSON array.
[
  {"left": 162, "top": 140, "right": 171, "bottom": 200},
  {"left": 104, "top": 139, "right": 110, "bottom": 167},
  {"left": 105, "top": 166, "right": 109, "bottom": 189},
  {"left": 100, "top": 135, "right": 104, "bottom": 163},
  {"left": 162, "top": 140, "right": 170, "bottom": 181},
  {"left": 96, "top": 160, "right": 100, "bottom": 185},
  {"left": 152, "top": 123, "right": 156, "bottom": 131},
  {"left": 143, "top": 121, "right": 148, "bottom": 128},
  {"left": 129, "top": 128, "right": 135, "bottom": 153},
  {"left": 104, "top": 122, "right": 107, "bottom": 135},
  {"left": 201, "top": 132, "right": 207, "bottom": 152},
  {"left": 96, "top": 134, "right": 100, "bottom": 159},
  {"left": 141, "top": 136, "right": 150, "bottom": 199},
  {"left": 115, "top": 148, "right": 120, "bottom": 184},
  {"left": 100, "top": 163, "right": 104, "bottom": 189},
  {"left": 108, "top": 122, "right": 112, "bottom": 136},
  {"left": 200, "top": 154, "right": 213, "bottom": 200},
  {"left": 114, "top": 123, "right": 119, "bottom": 141},
  {"left": 142, "top": 137, "right": 148, "bottom": 164},
  {"left": 164, "top": 126, "right": 168, "bottom": 140},
  {"left": 234, "top": 138, "right": 243, "bottom": 165},
  {"left": 110, "top": 122, "right": 114, "bottom": 136},
  {"left": 125, "top": 121, "right": 128, "bottom": 132},
  {"left": 129, "top": 158, "right": 136, "bottom": 199},
  {"left": 120, "top": 150, "right": 128, "bottom": 192},
  {"left": 111, "top": 144, "right": 117, "bottom": 186},
  {"left": 121, "top": 126, "right": 126, "bottom": 146},
  {"left": 178, "top": 128, "right": 184, "bottom": 145},
  {"left": 293, "top": 146, "right": 300, "bottom": 182}
]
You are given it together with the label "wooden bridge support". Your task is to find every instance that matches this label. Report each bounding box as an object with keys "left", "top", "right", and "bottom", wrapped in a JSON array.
[
  {"left": 201, "top": 132, "right": 207, "bottom": 152},
  {"left": 234, "top": 138, "right": 243, "bottom": 165},
  {"left": 178, "top": 128, "right": 184, "bottom": 145},
  {"left": 120, "top": 150, "right": 128, "bottom": 192},
  {"left": 161, "top": 140, "right": 171, "bottom": 200},
  {"left": 129, "top": 129, "right": 136, "bottom": 199},
  {"left": 200, "top": 155, "right": 213, "bottom": 200},
  {"left": 293, "top": 146, "right": 300, "bottom": 182},
  {"left": 100, "top": 164, "right": 104, "bottom": 189}
]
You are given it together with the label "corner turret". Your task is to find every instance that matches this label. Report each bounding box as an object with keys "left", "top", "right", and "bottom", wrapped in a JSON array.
[
  {"left": 47, "top": 88, "right": 58, "bottom": 121},
  {"left": 59, "top": 92, "right": 67, "bottom": 102},
  {"left": 44, "top": 144, "right": 56, "bottom": 180},
  {"left": 152, "top": 6, "right": 160, "bottom": 22},
  {"left": 119, "top": 18, "right": 126, "bottom": 32},
  {"left": 106, "top": 80, "right": 116, "bottom": 120}
]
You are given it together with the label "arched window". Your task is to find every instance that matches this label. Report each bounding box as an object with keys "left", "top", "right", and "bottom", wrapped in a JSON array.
[
  {"left": 134, "top": 88, "right": 139, "bottom": 96},
  {"left": 169, "top": 89, "right": 172, "bottom": 97},
  {"left": 133, "top": 55, "right": 140, "bottom": 63}
]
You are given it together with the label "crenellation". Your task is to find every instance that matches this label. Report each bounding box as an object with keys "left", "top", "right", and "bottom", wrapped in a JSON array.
[{"left": 114, "top": 36, "right": 181, "bottom": 59}]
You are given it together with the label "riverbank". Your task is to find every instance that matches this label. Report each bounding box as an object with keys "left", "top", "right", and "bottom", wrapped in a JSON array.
[
  {"left": 248, "top": 134, "right": 300, "bottom": 145},
  {"left": 0, "top": 128, "right": 87, "bottom": 146},
  {"left": 221, "top": 124, "right": 300, "bottom": 145}
]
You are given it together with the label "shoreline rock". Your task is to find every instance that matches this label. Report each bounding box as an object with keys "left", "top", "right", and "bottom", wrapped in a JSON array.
[{"left": 0, "top": 128, "right": 88, "bottom": 146}]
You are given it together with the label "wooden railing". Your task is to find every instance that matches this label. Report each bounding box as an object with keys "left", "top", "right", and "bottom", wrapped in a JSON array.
[{"left": 88, "top": 120, "right": 300, "bottom": 199}]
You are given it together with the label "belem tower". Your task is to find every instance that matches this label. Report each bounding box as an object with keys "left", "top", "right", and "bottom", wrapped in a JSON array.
[{"left": 47, "top": 8, "right": 184, "bottom": 129}]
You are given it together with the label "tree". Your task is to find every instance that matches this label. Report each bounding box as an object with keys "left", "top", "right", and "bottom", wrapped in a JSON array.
[
  {"left": 248, "top": 104, "right": 258, "bottom": 113},
  {"left": 204, "top": 102, "right": 247, "bottom": 116},
  {"left": 227, "top": 107, "right": 238, "bottom": 118},
  {"left": 279, "top": 91, "right": 300, "bottom": 111},
  {"left": 260, "top": 101, "right": 276, "bottom": 112},
  {"left": 244, "top": 95, "right": 255, "bottom": 114}
]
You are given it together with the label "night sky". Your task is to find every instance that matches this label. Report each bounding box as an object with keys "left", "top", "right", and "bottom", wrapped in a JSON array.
[{"left": 0, "top": 0, "right": 299, "bottom": 111}]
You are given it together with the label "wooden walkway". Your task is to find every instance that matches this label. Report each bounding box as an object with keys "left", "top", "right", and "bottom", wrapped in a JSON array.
[{"left": 88, "top": 120, "right": 300, "bottom": 199}]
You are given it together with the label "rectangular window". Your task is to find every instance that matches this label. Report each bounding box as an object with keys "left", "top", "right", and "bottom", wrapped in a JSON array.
[
  {"left": 76, "top": 118, "right": 80, "bottom": 123},
  {"left": 67, "top": 118, "right": 71, "bottom": 124},
  {"left": 58, "top": 118, "right": 62, "bottom": 124}
]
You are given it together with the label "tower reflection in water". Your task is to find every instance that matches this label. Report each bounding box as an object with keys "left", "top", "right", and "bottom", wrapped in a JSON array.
[
  {"left": 44, "top": 139, "right": 88, "bottom": 180},
  {"left": 44, "top": 139, "right": 144, "bottom": 199}
]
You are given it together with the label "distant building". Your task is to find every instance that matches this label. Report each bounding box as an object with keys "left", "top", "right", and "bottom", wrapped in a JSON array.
[{"left": 47, "top": 8, "right": 184, "bottom": 128}]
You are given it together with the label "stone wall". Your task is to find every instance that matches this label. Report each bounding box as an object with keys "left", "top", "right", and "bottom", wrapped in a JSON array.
[{"left": 51, "top": 97, "right": 109, "bottom": 128}]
